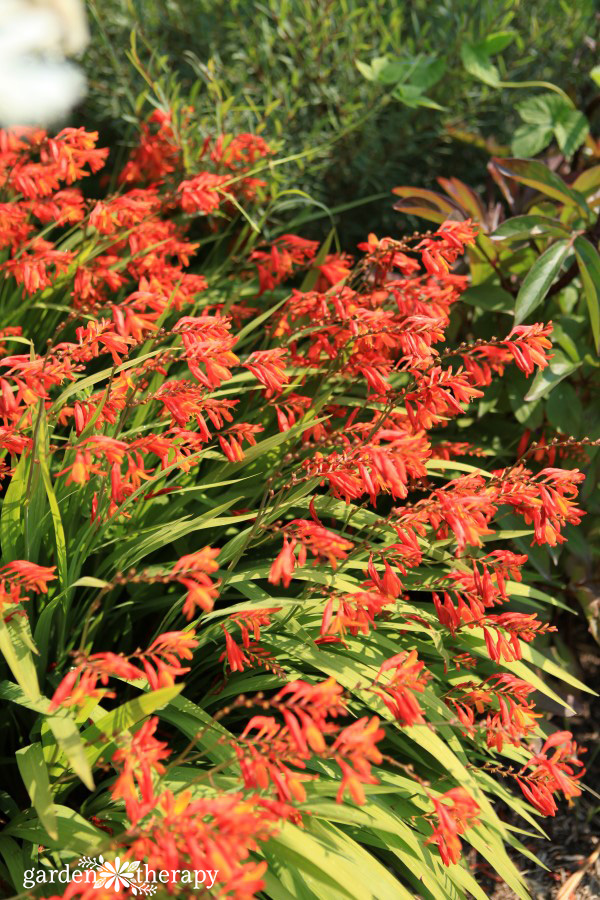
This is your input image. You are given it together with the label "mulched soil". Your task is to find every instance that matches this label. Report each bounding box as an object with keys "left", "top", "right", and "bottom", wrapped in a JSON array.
[{"left": 474, "top": 616, "right": 600, "bottom": 899}]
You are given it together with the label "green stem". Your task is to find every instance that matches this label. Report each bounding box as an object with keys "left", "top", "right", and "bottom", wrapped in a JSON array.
[{"left": 498, "top": 80, "right": 575, "bottom": 108}]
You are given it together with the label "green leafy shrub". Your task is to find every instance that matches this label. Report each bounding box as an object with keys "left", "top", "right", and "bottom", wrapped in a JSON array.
[
  {"left": 81, "top": 0, "right": 598, "bottom": 242},
  {"left": 0, "top": 105, "right": 594, "bottom": 899}
]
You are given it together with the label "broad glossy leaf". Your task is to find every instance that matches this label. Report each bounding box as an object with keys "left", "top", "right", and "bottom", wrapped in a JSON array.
[
  {"left": 392, "top": 187, "right": 459, "bottom": 223},
  {"left": 511, "top": 123, "right": 553, "bottom": 158},
  {"left": 460, "top": 284, "right": 514, "bottom": 312},
  {"left": 516, "top": 92, "right": 567, "bottom": 126},
  {"left": 546, "top": 382, "right": 582, "bottom": 436},
  {"left": 492, "top": 216, "right": 570, "bottom": 243},
  {"left": 478, "top": 31, "right": 515, "bottom": 55},
  {"left": 554, "top": 108, "right": 590, "bottom": 157},
  {"left": 572, "top": 165, "right": 600, "bottom": 198},
  {"left": 524, "top": 353, "right": 580, "bottom": 402},
  {"left": 393, "top": 83, "right": 445, "bottom": 111},
  {"left": 573, "top": 236, "right": 600, "bottom": 353},
  {"left": 436, "top": 177, "right": 486, "bottom": 221},
  {"left": 514, "top": 239, "right": 570, "bottom": 323},
  {"left": 356, "top": 56, "right": 398, "bottom": 85}
]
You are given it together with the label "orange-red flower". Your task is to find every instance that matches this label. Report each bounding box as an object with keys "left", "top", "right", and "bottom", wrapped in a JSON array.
[
  {"left": 172, "top": 547, "right": 221, "bottom": 618},
  {"left": 426, "top": 787, "right": 481, "bottom": 865}
]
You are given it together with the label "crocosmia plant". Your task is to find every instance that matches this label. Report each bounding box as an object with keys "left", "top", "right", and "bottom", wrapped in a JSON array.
[{"left": 0, "top": 114, "right": 590, "bottom": 900}]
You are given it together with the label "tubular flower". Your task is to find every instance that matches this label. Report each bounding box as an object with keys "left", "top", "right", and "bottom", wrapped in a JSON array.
[
  {"left": 320, "top": 589, "right": 396, "bottom": 639},
  {"left": 426, "top": 787, "right": 481, "bottom": 866},
  {"left": 128, "top": 790, "right": 295, "bottom": 898},
  {"left": 416, "top": 219, "right": 479, "bottom": 277},
  {"left": 175, "top": 315, "right": 240, "bottom": 389},
  {"left": 250, "top": 234, "right": 318, "bottom": 294},
  {"left": 497, "top": 465, "right": 585, "bottom": 546},
  {"left": 0, "top": 560, "right": 56, "bottom": 615},
  {"left": 483, "top": 612, "right": 556, "bottom": 663},
  {"left": 49, "top": 630, "right": 198, "bottom": 711},
  {"left": 502, "top": 323, "right": 553, "bottom": 375},
  {"left": 517, "top": 731, "right": 585, "bottom": 816},
  {"left": 172, "top": 547, "right": 221, "bottom": 618},
  {"left": 357, "top": 233, "right": 421, "bottom": 278},
  {"left": 3, "top": 239, "right": 73, "bottom": 295},
  {"left": 268, "top": 536, "right": 297, "bottom": 588},
  {"left": 268, "top": 520, "right": 353, "bottom": 587},
  {"left": 0, "top": 122, "right": 591, "bottom": 892},
  {"left": 111, "top": 717, "right": 171, "bottom": 823},
  {"left": 235, "top": 678, "right": 384, "bottom": 806},
  {"left": 218, "top": 423, "right": 263, "bottom": 462},
  {"left": 219, "top": 608, "right": 283, "bottom": 675},
  {"left": 177, "top": 172, "right": 230, "bottom": 214},
  {"left": 118, "top": 108, "right": 182, "bottom": 185},
  {"left": 372, "top": 649, "right": 431, "bottom": 725},
  {"left": 244, "top": 348, "right": 290, "bottom": 394},
  {"left": 446, "top": 674, "right": 540, "bottom": 749},
  {"left": 211, "top": 133, "right": 271, "bottom": 168}
]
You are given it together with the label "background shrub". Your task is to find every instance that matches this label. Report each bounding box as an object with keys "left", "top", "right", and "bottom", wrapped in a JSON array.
[{"left": 82, "top": 0, "right": 598, "bottom": 242}]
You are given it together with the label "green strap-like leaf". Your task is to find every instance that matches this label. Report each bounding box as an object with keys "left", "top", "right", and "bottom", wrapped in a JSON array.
[
  {"left": 2, "top": 805, "right": 104, "bottom": 853},
  {"left": 81, "top": 685, "right": 183, "bottom": 766},
  {"left": 36, "top": 410, "right": 68, "bottom": 590},
  {"left": 0, "top": 455, "right": 26, "bottom": 563},
  {"left": 16, "top": 743, "right": 58, "bottom": 840},
  {"left": 0, "top": 616, "right": 41, "bottom": 701},
  {"left": 45, "top": 710, "right": 95, "bottom": 791}
]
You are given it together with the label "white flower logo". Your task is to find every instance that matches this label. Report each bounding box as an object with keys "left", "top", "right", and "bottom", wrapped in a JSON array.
[
  {"left": 94, "top": 857, "right": 140, "bottom": 892},
  {"left": 77, "top": 856, "right": 156, "bottom": 894}
]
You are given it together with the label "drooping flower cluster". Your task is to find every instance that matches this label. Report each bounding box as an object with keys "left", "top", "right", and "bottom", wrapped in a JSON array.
[
  {"left": 517, "top": 731, "right": 585, "bottom": 816},
  {"left": 0, "top": 560, "right": 56, "bottom": 616},
  {"left": 426, "top": 787, "right": 481, "bottom": 866},
  {"left": 49, "top": 630, "right": 199, "bottom": 710},
  {"left": 236, "top": 677, "right": 385, "bottom": 806}
]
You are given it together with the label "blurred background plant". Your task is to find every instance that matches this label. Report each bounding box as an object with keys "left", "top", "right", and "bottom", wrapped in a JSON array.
[
  {"left": 82, "top": 0, "right": 598, "bottom": 243},
  {"left": 0, "top": 0, "right": 89, "bottom": 125}
]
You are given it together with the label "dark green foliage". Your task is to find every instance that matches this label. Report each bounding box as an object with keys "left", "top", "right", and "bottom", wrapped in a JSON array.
[{"left": 82, "top": 0, "right": 597, "bottom": 243}]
